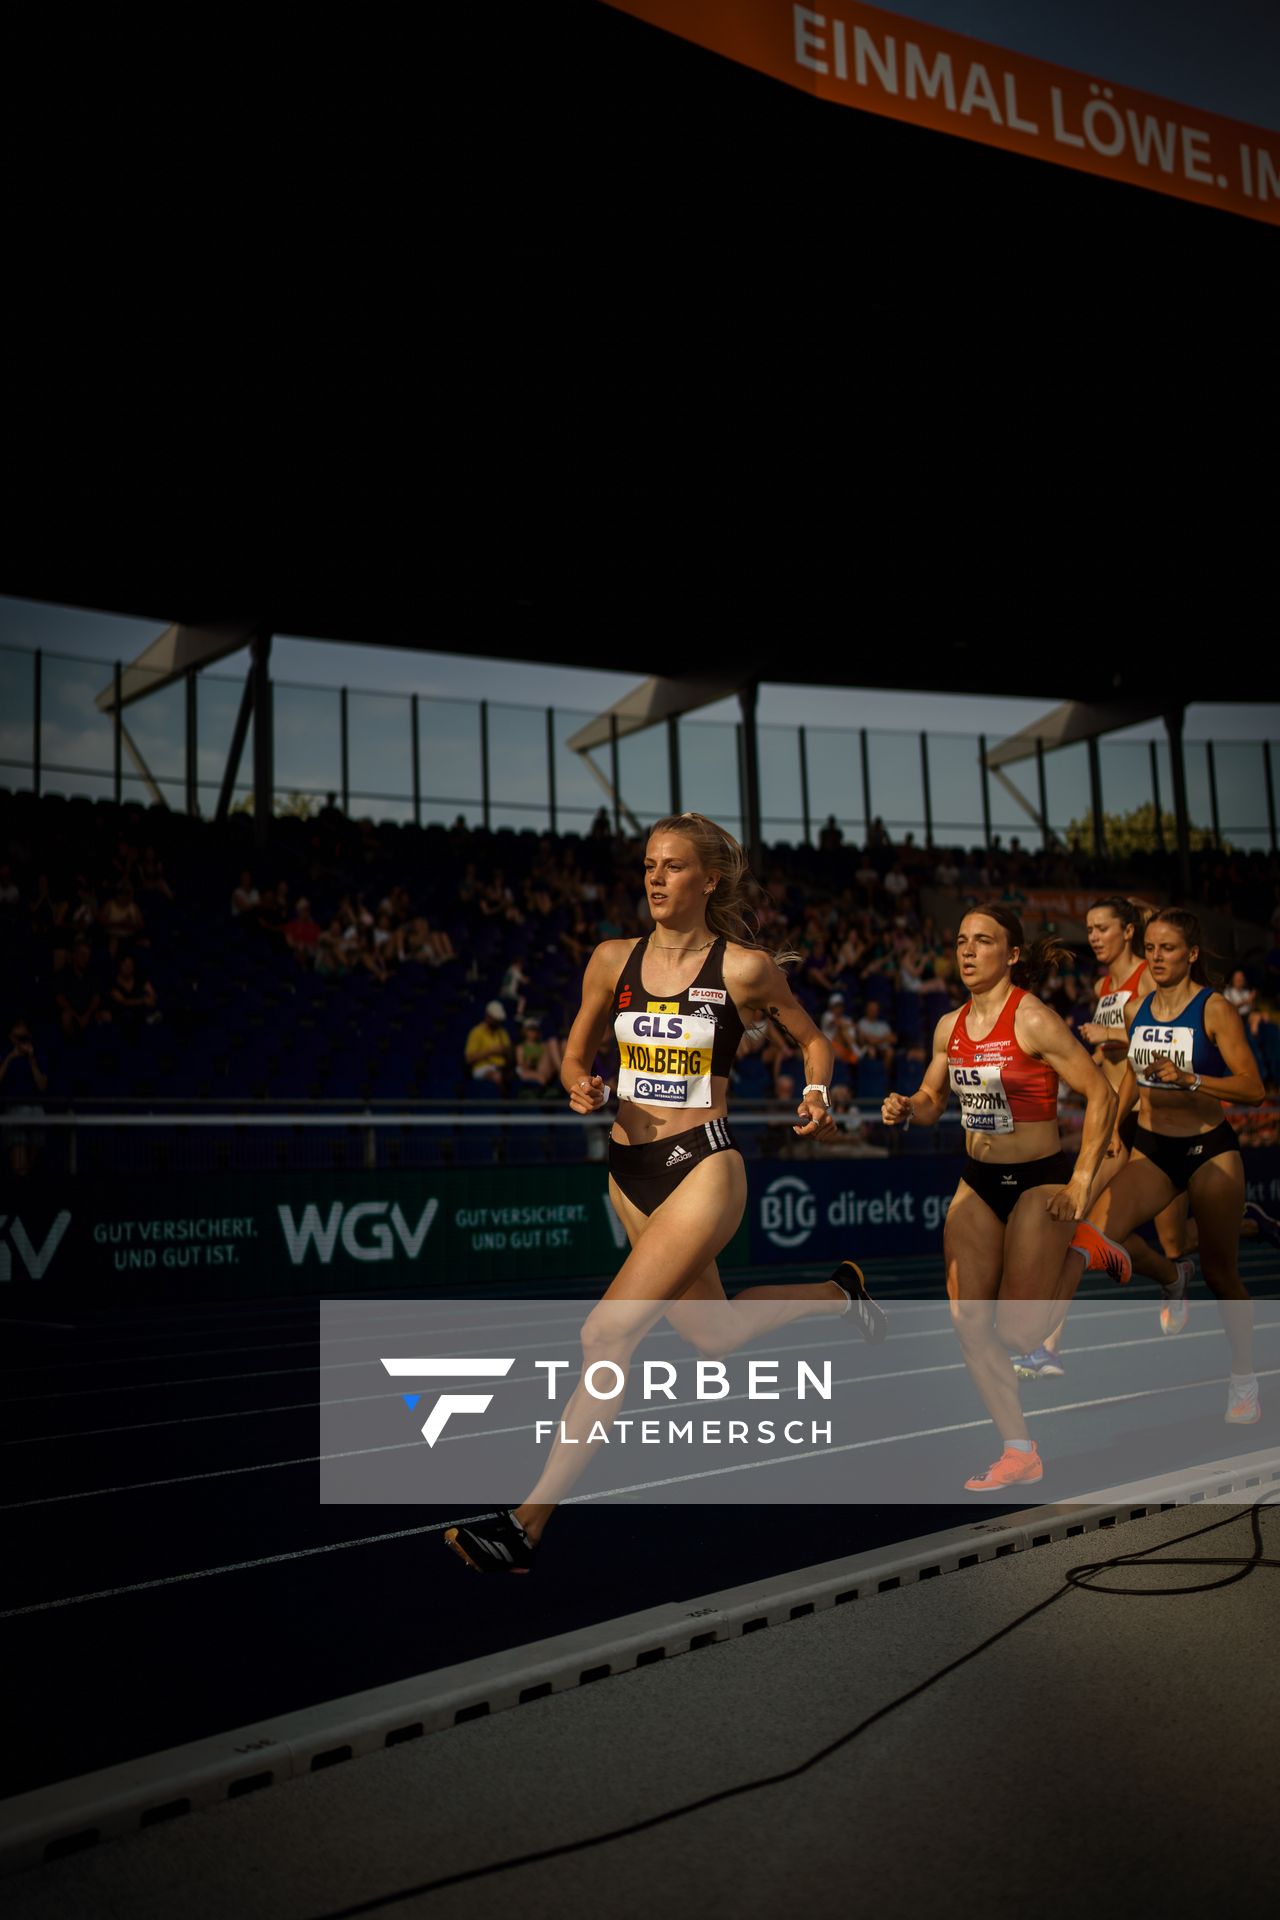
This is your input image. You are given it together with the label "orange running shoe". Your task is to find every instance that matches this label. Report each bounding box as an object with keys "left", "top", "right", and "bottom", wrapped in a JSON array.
[
  {"left": 964, "top": 1442, "right": 1044, "bottom": 1491},
  {"left": 1070, "top": 1221, "right": 1132, "bottom": 1285}
]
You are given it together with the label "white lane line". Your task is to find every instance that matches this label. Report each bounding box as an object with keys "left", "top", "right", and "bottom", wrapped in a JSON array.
[
  {"left": 6, "top": 1371, "right": 1277, "bottom": 1616},
  {"left": 7, "top": 1322, "right": 1279, "bottom": 1455},
  {"left": 565, "top": 1366, "right": 1280, "bottom": 1501},
  {"left": 0, "top": 1519, "right": 486, "bottom": 1621},
  {"left": 0, "top": 1323, "right": 879, "bottom": 1406},
  {"left": 4, "top": 1299, "right": 1212, "bottom": 1405},
  {"left": 3, "top": 1293, "right": 1201, "bottom": 1379},
  {"left": 0, "top": 1310, "right": 598, "bottom": 1378},
  {"left": 8, "top": 1344, "right": 1277, "bottom": 1511}
]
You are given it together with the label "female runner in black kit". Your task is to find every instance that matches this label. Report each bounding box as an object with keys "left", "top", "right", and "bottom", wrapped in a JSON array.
[{"left": 446, "top": 813, "right": 887, "bottom": 1572}]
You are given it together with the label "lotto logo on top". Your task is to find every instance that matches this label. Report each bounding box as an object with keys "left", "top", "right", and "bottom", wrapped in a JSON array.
[{"left": 688, "top": 987, "right": 726, "bottom": 1005}]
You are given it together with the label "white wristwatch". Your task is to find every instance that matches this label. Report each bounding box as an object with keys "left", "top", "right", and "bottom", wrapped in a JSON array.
[{"left": 803, "top": 1083, "right": 830, "bottom": 1108}]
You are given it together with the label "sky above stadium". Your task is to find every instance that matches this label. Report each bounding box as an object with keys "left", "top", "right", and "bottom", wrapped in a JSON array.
[
  {"left": 853, "top": 1, "right": 1280, "bottom": 130},
  {"left": 1, "top": 596, "right": 1276, "bottom": 747}
]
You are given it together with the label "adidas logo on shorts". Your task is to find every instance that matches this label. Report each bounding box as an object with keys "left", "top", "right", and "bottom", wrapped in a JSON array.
[{"left": 665, "top": 1143, "right": 693, "bottom": 1167}]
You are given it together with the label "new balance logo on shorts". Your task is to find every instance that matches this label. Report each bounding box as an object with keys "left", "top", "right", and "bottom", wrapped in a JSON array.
[
  {"left": 1189, "top": 1144, "right": 1204, "bottom": 1156},
  {"left": 665, "top": 1143, "right": 693, "bottom": 1167}
]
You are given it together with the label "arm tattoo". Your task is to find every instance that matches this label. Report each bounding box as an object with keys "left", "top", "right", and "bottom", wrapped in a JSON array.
[{"left": 766, "top": 1004, "right": 803, "bottom": 1049}]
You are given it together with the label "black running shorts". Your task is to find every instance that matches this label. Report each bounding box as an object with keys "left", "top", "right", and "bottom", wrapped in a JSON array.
[
  {"left": 1117, "top": 1110, "right": 1139, "bottom": 1154},
  {"left": 608, "top": 1119, "right": 740, "bottom": 1217},
  {"left": 1131, "top": 1120, "right": 1239, "bottom": 1193},
  {"left": 958, "top": 1152, "right": 1073, "bottom": 1227}
]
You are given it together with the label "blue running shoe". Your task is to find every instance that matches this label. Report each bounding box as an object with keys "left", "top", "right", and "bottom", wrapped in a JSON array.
[{"left": 1012, "top": 1346, "right": 1065, "bottom": 1379}]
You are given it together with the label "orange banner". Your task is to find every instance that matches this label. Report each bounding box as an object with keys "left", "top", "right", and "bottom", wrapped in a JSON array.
[{"left": 601, "top": 0, "right": 1280, "bottom": 226}]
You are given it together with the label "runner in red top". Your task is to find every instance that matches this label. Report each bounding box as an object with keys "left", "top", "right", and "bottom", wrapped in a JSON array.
[{"left": 881, "top": 904, "right": 1116, "bottom": 1492}]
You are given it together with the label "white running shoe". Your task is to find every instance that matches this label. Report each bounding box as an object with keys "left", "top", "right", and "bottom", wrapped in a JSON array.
[
  {"left": 1225, "top": 1377, "right": 1261, "bottom": 1426},
  {"left": 1159, "top": 1256, "right": 1194, "bottom": 1336}
]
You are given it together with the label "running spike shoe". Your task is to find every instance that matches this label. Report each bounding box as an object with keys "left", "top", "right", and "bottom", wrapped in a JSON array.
[
  {"left": 964, "top": 1442, "right": 1043, "bottom": 1491},
  {"left": 1159, "top": 1256, "right": 1195, "bottom": 1336},
  {"left": 1243, "top": 1200, "right": 1280, "bottom": 1249},
  {"left": 1070, "top": 1221, "right": 1132, "bottom": 1285},
  {"left": 1012, "top": 1346, "right": 1065, "bottom": 1379},
  {"left": 831, "top": 1261, "right": 889, "bottom": 1343},
  {"left": 444, "top": 1511, "right": 535, "bottom": 1573},
  {"left": 1224, "top": 1378, "right": 1261, "bottom": 1426}
]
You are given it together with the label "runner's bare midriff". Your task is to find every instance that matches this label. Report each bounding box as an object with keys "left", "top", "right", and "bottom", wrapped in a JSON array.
[{"left": 611, "top": 1077, "right": 732, "bottom": 1147}]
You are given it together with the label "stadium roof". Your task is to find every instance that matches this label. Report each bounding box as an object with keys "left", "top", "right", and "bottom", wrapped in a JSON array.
[{"left": 5, "top": 3, "right": 1269, "bottom": 694}]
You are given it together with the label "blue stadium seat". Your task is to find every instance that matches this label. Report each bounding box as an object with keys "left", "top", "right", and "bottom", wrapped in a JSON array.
[{"left": 855, "top": 1057, "right": 888, "bottom": 1101}]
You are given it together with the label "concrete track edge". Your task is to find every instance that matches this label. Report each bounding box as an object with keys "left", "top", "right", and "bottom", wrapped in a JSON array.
[{"left": 5, "top": 1444, "right": 1279, "bottom": 1875}]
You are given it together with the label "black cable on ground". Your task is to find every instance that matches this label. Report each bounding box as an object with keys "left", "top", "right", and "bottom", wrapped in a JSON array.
[{"left": 309, "top": 1505, "right": 1278, "bottom": 1919}]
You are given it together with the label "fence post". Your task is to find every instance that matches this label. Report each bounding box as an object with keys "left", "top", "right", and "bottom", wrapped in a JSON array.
[
  {"left": 32, "top": 649, "right": 42, "bottom": 797},
  {"left": 480, "top": 700, "right": 491, "bottom": 830},
  {"left": 798, "top": 725, "right": 811, "bottom": 845},
  {"left": 340, "top": 687, "right": 350, "bottom": 814},
  {"left": 546, "top": 706, "right": 557, "bottom": 833},
  {"left": 113, "top": 662, "right": 123, "bottom": 803},
  {"left": 411, "top": 693, "right": 421, "bottom": 827}
]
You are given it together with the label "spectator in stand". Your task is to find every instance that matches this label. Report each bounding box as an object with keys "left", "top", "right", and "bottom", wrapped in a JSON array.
[
  {"left": 786, "top": 1081, "right": 891, "bottom": 1161},
  {"left": 825, "top": 998, "right": 863, "bottom": 1087},
  {"left": 1225, "top": 969, "right": 1256, "bottom": 1019},
  {"left": 590, "top": 806, "right": 612, "bottom": 839},
  {"left": 314, "top": 917, "right": 353, "bottom": 978},
  {"left": 0, "top": 864, "right": 20, "bottom": 923},
  {"left": 137, "top": 846, "right": 175, "bottom": 902},
  {"left": 480, "top": 869, "right": 522, "bottom": 923},
  {"left": 934, "top": 849, "right": 961, "bottom": 890},
  {"left": 819, "top": 815, "right": 844, "bottom": 852},
  {"left": 514, "top": 1017, "right": 564, "bottom": 1092},
  {"left": 500, "top": 955, "right": 531, "bottom": 1019},
  {"left": 883, "top": 860, "right": 910, "bottom": 906},
  {"left": 423, "top": 918, "right": 457, "bottom": 967},
  {"left": 358, "top": 924, "right": 393, "bottom": 983},
  {"left": 855, "top": 998, "right": 897, "bottom": 1080},
  {"left": 284, "top": 897, "right": 321, "bottom": 964},
  {"left": 867, "top": 816, "right": 889, "bottom": 850},
  {"left": 0, "top": 1016, "right": 49, "bottom": 1178},
  {"left": 28, "top": 873, "right": 54, "bottom": 936},
  {"left": 255, "top": 880, "right": 291, "bottom": 949},
  {"left": 232, "top": 870, "right": 260, "bottom": 921},
  {"left": 854, "top": 852, "right": 879, "bottom": 904},
  {"left": 55, "top": 940, "right": 106, "bottom": 1040},
  {"left": 110, "top": 953, "right": 160, "bottom": 1031},
  {"left": 465, "top": 1000, "right": 514, "bottom": 1088},
  {"left": 71, "top": 875, "right": 99, "bottom": 937},
  {"left": 100, "top": 882, "right": 145, "bottom": 959},
  {"left": 372, "top": 909, "right": 401, "bottom": 963}
]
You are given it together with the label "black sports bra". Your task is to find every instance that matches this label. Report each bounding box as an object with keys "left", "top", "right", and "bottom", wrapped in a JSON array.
[{"left": 610, "top": 935, "right": 745, "bottom": 1109}]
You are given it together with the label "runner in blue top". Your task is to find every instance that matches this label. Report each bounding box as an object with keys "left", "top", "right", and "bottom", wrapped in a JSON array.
[{"left": 1063, "top": 909, "right": 1266, "bottom": 1425}]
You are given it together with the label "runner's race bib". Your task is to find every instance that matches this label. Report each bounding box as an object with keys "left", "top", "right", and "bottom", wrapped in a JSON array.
[
  {"left": 949, "top": 1061, "right": 1016, "bottom": 1133},
  {"left": 616, "top": 1009, "right": 716, "bottom": 1108},
  {"left": 1129, "top": 1023, "right": 1195, "bottom": 1088},
  {"left": 1094, "top": 990, "right": 1131, "bottom": 1030}
]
